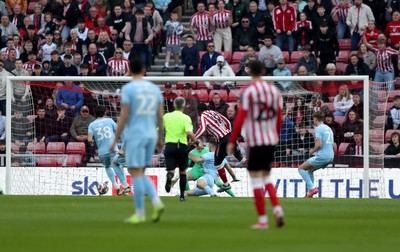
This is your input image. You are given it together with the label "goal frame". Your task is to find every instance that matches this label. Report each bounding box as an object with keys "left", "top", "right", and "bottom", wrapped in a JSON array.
[{"left": 5, "top": 75, "right": 370, "bottom": 196}]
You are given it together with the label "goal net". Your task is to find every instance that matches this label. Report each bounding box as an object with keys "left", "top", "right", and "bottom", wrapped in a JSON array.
[{"left": 3, "top": 75, "right": 397, "bottom": 198}]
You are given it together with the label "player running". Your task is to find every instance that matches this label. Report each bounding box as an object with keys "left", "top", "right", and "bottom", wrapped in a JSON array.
[
  {"left": 186, "top": 140, "right": 220, "bottom": 197},
  {"left": 227, "top": 60, "right": 284, "bottom": 229},
  {"left": 110, "top": 58, "right": 165, "bottom": 224},
  {"left": 298, "top": 111, "right": 334, "bottom": 198},
  {"left": 195, "top": 104, "right": 246, "bottom": 193},
  {"left": 88, "top": 106, "right": 130, "bottom": 196}
]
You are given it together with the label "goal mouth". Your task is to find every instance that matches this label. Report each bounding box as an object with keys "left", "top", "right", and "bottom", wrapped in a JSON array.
[{"left": 4, "top": 75, "right": 396, "bottom": 198}]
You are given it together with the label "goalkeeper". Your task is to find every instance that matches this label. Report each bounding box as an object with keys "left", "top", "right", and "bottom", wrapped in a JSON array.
[{"left": 172, "top": 138, "right": 237, "bottom": 197}]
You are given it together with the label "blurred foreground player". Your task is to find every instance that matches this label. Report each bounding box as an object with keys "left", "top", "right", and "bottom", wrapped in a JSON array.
[
  {"left": 227, "top": 60, "right": 285, "bottom": 229},
  {"left": 110, "top": 58, "right": 165, "bottom": 224}
]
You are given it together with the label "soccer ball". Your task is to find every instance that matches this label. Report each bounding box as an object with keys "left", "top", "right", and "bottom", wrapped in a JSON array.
[{"left": 97, "top": 182, "right": 109, "bottom": 195}]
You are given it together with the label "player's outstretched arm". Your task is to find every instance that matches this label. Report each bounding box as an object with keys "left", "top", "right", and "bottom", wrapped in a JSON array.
[{"left": 189, "top": 152, "right": 204, "bottom": 164}]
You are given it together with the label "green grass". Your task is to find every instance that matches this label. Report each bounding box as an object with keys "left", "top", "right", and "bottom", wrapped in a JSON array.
[{"left": 0, "top": 196, "right": 399, "bottom": 252}]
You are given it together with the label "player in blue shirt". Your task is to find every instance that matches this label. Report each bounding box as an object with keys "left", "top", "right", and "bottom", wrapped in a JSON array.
[
  {"left": 88, "top": 106, "right": 130, "bottom": 195},
  {"left": 187, "top": 141, "right": 219, "bottom": 197},
  {"left": 110, "top": 58, "right": 165, "bottom": 224},
  {"left": 298, "top": 111, "right": 335, "bottom": 198}
]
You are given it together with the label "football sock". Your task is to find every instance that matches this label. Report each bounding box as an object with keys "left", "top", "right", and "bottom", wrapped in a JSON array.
[
  {"left": 185, "top": 181, "right": 190, "bottom": 191},
  {"left": 217, "top": 167, "right": 229, "bottom": 185},
  {"left": 264, "top": 176, "right": 280, "bottom": 207},
  {"left": 299, "top": 169, "right": 315, "bottom": 190},
  {"left": 105, "top": 167, "right": 118, "bottom": 188},
  {"left": 216, "top": 180, "right": 235, "bottom": 197},
  {"left": 165, "top": 62, "right": 169, "bottom": 67},
  {"left": 179, "top": 174, "right": 187, "bottom": 197},
  {"left": 204, "top": 185, "right": 216, "bottom": 195},
  {"left": 143, "top": 175, "right": 161, "bottom": 206},
  {"left": 132, "top": 176, "right": 145, "bottom": 217},
  {"left": 252, "top": 177, "right": 267, "bottom": 223},
  {"left": 112, "top": 165, "right": 128, "bottom": 188}
]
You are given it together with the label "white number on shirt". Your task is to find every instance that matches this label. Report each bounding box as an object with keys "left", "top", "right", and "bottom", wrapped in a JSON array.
[
  {"left": 325, "top": 130, "right": 334, "bottom": 145},
  {"left": 95, "top": 126, "right": 112, "bottom": 141},
  {"left": 136, "top": 94, "right": 157, "bottom": 115}
]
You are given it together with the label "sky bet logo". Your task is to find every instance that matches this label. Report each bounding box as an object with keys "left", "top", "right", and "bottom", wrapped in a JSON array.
[{"left": 72, "top": 177, "right": 99, "bottom": 195}]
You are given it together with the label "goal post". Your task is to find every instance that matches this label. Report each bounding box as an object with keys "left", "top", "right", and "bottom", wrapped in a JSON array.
[{"left": 5, "top": 75, "right": 390, "bottom": 198}]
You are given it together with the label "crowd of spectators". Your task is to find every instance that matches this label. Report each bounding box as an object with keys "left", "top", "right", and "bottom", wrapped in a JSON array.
[{"left": 1, "top": 0, "right": 400, "bottom": 165}]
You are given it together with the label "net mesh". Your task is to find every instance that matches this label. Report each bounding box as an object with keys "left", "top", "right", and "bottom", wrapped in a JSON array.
[{"left": 6, "top": 77, "right": 397, "bottom": 198}]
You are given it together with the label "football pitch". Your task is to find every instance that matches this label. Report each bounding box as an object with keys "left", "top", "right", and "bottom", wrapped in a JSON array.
[{"left": 0, "top": 196, "right": 399, "bottom": 252}]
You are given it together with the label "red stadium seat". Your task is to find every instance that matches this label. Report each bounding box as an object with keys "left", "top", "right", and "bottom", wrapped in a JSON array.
[
  {"left": 349, "top": 51, "right": 358, "bottom": 57},
  {"left": 232, "top": 51, "right": 247, "bottom": 64},
  {"left": 47, "top": 142, "right": 66, "bottom": 154},
  {"left": 375, "top": 90, "right": 388, "bottom": 102},
  {"left": 385, "top": 130, "right": 400, "bottom": 142},
  {"left": 369, "top": 129, "right": 384, "bottom": 142},
  {"left": 227, "top": 91, "right": 240, "bottom": 102},
  {"left": 386, "top": 102, "right": 394, "bottom": 112},
  {"left": 388, "top": 90, "right": 400, "bottom": 101},
  {"left": 194, "top": 89, "right": 209, "bottom": 102},
  {"left": 220, "top": 51, "right": 232, "bottom": 63},
  {"left": 27, "top": 142, "right": 46, "bottom": 154},
  {"left": 290, "top": 51, "right": 304, "bottom": 63},
  {"left": 36, "top": 157, "right": 62, "bottom": 167},
  {"left": 333, "top": 143, "right": 338, "bottom": 155},
  {"left": 66, "top": 142, "right": 86, "bottom": 155},
  {"left": 337, "top": 51, "right": 349, "bottom": 63},
  {"left": 286, "top": 63, "right": 297, "bottom": 74},
  {"left": 66, "top": 154, "right": 84, "bottom": 167},
  {"left": 198, "top": 51, "right": 207, "bottom": 62},
  {"left": 338, "top": 39, "right": 351, "bottom": 50},
  {"left": 230, "top": 63, "right": 240, "bottom": 74},
  {"left": 209, "top": 90, "right": 228, "bottom": 101},
  {"left": 335, "top": 62, "right": 347, "bottom": 75},
  {"left": 338, "top": 143, "right": 350, "bottom": 154},
  {"left": 282, "top": 51, "right": 290, "bottom": 64},
  {"left": 372, "top": 115, "right": 387, "bottom": 128},
  {"left": 370, "top": 142, "right": 384, "bottom": 154},
  {"left": 335, "top": 116, "right": 346, "bottom": 125},
  {"left": 196, "top": 82, "right": 208, "bottom": 89}
]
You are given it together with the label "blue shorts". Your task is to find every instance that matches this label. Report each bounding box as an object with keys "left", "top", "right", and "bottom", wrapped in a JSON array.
[
  {"left": 307, "top": 156, "right": 333, "bottom": 169},
  {"left": 99, "top": 152, "right": 117, "bottom": 168},
  {"left": 125, "top": 137, "right": 157, "bottom": 168},
  {"left": 192, "top": 174, "right": 217, "bottom": 196}
]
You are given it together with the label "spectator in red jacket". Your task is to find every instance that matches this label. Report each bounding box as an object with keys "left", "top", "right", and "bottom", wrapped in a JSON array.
[
  {"left": 273, "top": 0, "right": 296, "bottom": 54},
  {"left": 385, "top": 10, "right": 400, "bottom": 48}
]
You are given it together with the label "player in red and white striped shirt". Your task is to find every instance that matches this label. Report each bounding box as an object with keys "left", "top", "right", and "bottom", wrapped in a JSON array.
[
  {"left": 212, "top": 1, "right": 232, "bottom": 52},
  {"left": 228, "top": 60, "right": 284, "bottom": 229},
  {"left": 195, "top": 105, "right": 244, "bottom": 192},
  {"left": 364, "top": 36, "right": 399, "bottom": 87},
  {"left": 331, "top": 0, "right": 352, "bottom": 39},
  {"left": 190, "top": 2, "right": 213, "bottom": 51},
  {"left": 107, "top": 49, "right": 130, "bottom": 76}
]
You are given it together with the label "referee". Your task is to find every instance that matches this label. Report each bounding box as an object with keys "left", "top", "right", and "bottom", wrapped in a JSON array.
[{"left": 163, "top": 97, "right": 198, "bottom": 201}]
